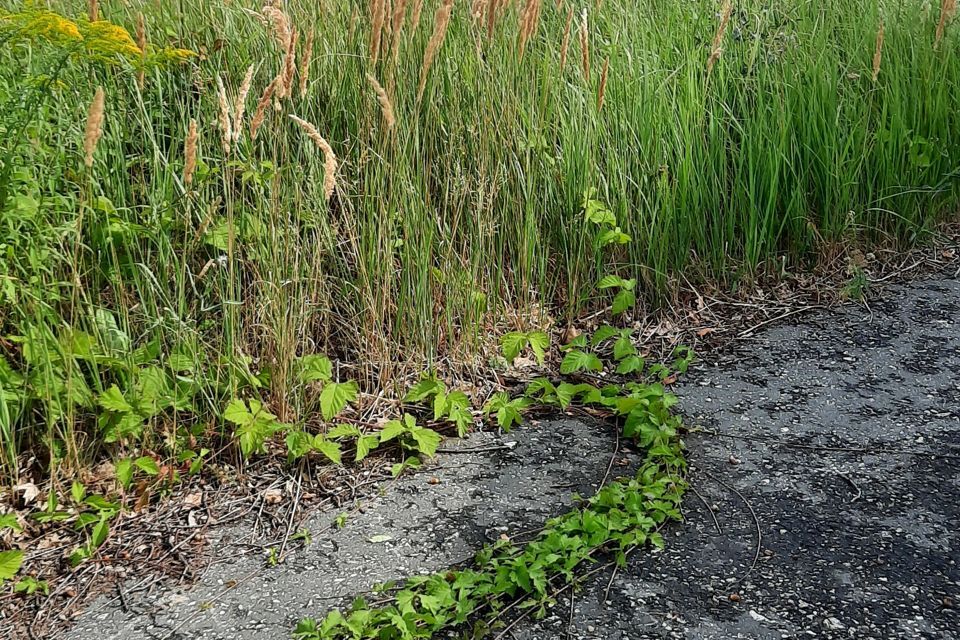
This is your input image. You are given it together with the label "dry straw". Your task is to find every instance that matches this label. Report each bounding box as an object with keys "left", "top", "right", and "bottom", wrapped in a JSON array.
[
  {"left": 559, "top": 7, "right": 573, "bottom": 71},
  {"left": 597, "top": 56, "right": 609, "bottom": 110},
  {"left": 370, "top": 0, "right": 387, "bottom": 64},
  {"left": 417, "top": 0, "right": 455, "bottom": 102},
  {"left": 215, "top": 75, "right": 232, "bottom": 154},
  {"left": 518, "top": 0, "right": 542, "bottom": 59},
  {"left": 289, "top": 114, "right": 337, "bottom": 201},
  {"left": 367, "top": 73, "right": 396, "bottom": 130},
  {"left": 183, "top": 119, "right": 198, "bottom": 187},
  {"left": 390, "top": 0, "right": 408, "bottom": 65},
  {"left": 280, "top": 27, "right": 299, "bottom": 99},
  {"left": 707, "top": 0, "right": 733, "bottom": 75},
  {"left": 250, "top": 77, "right": 279, "bottom": 140},
  {"left": 136, "top": 13, "right": 147, "bottom": 88},
  {"left": 88, "top": 0, "right": 98, "bottom": 22},
  {"left": 411, "top": 0, "right": 425, "bottom": 36},
  {"left": 872, "top": 20, "right": 884, "bottom": 83},
  {"left": 300, "top": 28, "right": 315, "bottom": 97},
  {"left": 935, "top": 0, "right": 957, "bottom": 49},
  {"left": 262, "top": 5, "right": 291, "bottom": 49},
  {"left": 579, "top": 8, "right": 590, "bottom": 81},
  {"left": 233, "top": 65, "right": 255, "bottom": 145},
  {"left": 83, "top": 87, "right": 105, "bottom": 168}
]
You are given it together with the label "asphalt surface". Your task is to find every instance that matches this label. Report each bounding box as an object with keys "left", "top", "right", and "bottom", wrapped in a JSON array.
[{"left": 67, "top": 274, "right": 960, "bottom": 639}]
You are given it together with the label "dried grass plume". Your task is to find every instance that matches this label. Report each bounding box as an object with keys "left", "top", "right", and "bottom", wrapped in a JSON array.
[
  {"left": 872, "top": 20, "right": 884, "bottom": 83},
  {"left": 707, "top": 0, "right": 733, "bottom": 75},
  {"left": 83, "top": 87, "right": 105, "bottom": 168},
  {"left": 183, "top": 119, "right": 198, "bottom": 187},
  {"left": 289, "top": 114, "right": 338, "bottom": 201},
  {"left": 367, "top": 73, "right": 396, "bottom": 130},
  {"left": 936, "top": 0, "right": 957, "bottom": 49},
  {"left": 417, "top": 0, "right": 455, "bottom": 102}
]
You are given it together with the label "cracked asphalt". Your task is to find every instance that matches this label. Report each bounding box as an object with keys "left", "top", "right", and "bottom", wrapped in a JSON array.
[{"left": 67, "top": 274, "right": 960, "bottom": 639}]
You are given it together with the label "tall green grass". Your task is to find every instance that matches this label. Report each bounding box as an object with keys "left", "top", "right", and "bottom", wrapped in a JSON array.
[{"left": 1, "top": 0, "right": 958, "bottom": 482}]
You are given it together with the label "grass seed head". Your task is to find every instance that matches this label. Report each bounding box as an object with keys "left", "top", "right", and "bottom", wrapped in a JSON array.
[
  {"left": 289, "top": 114, "right": 337, "bottom": 200},
  {"left": 367, "top": 73, "right": 396, "bottom": 130},
  {"left": 597, "top": 56, "right": 609, "bottom": 110},
  {"left": 559, "top": 7, "right": 573, "bottom": 71},
  {"left": 417, "top": 0, "right": 455, "bottom": 102},
  {"left": 83, "top": 86, "right": 105, "bottom": 168},
  {"left": 872, "top": 20, "right": 884, "bottom": 82},
  {"left": 234, "top": 65, "right": 255, "bottom": 144},
  {"left": 936, "top": 0, "right": 957, "bottom": 48},
  {"left": 250, "top": 77, "right": 279, "bottom": 140},
  {"left": 579, "top": 8, "right": 590, "bottom": 81},
  {"left": 300, "top": 28, "right": 315, "bottom": 98},
  {"left": 183, "top": 118, "right": 198, "bottom": 187},
  {"left": 708, "top": 0, "right": 733, "bottom": 75},
  {"left": 215, "top": 75, "right": 233, "bottom": 154}
]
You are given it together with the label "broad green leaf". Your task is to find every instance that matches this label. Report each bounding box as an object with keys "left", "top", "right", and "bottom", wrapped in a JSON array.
[
  {"left": 135, "top": 456, "right": 160, "bottom": 475},
  {"left": 404, "top": 376, "right": 444, "bottom": 402},
  {"left": 560, "top": 350, "right": 603, "bottom": 374},
  {"left": 613, "top": 335, "right": 636, "bottom": 360},
  {"left": 326, "top": 423, "right": 362, "bottom": 439},
  {"left": 616, "top": 355, "right": 645, "bottom": 375},
  {"left": 527, "top": 331, "right": 549, "bottom": 365},
  {"left": 313, "top": 437, "right": 343, "bottom": 465},
  {"left": 612, "top": 289, "right": 636, "bottom": 315},
  {"left": 319, "top": 381, "right": 358, "bottom": 421},
  {"left": 91, "top": 517, "right": 109, "bottom": 549},
  {"left": 0, "top": 514, "right": 21, "bottom": 532},
  {"left": 223, "top": 399, "right": 252, "bottom": 425},
  {"left": 500, "top": 332, "right": 528, "bottom": 364},
  {"left": 590, "top": 325, "right": 618, "bottom": 347},
  {"left": 115, "top": 458, "right": 133, "bottom": 489},
  {"left": 410, "top": 426, "right": 441, "bottom": 457},
  {"left": 597, "top": 275, "right": 626, "bottom": 290},
  {"left": 0, "top": 550, "right": 24, "bottom": 582},
  {"left": 70, "top": 481, "right": 86, "bottom": 504},
  {"left": 285, "top": 431, "right": 313, "bottom": 460},
  {"left": 298, "top": 354, "right": 333, "bottom": 384},
  {"left": 355, "top": 434, "right": 380, "bottom": 462},
  {"left": 379, "top": 419, "right": 407, "bottom": 443},
  {"left": 98, "top": 385, "right": 132, "bottom": 413}
]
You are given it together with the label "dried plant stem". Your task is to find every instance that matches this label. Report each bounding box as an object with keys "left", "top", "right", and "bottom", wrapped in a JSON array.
[
  {"left": 417, "top": 0, "right": 455, "bottom": 102},
  {"left": 935, "top": 0, "right": 957, "bottom": 49},
  {"left": 233, "top": 65, "right": 255, "bottom": 145},
  {"left": 183, "top": 118, "right": 198, "bottom": 187},
  {"left": 136, "top": 13, "right": 147, "bottom": 88},
  {"left": 872, "top": 20, "right": 884, "bottom": 83},
  {"left": 88, "top": 0, "right": 98, "bottom": 22},
  {"left": 83, "top": 87, "right": 105, "bottom": 168},
  {"left": 579, "top": 8, "right": 590, "bottom": 81},
  {"left": 250, "top": 77, "right": 279, "bottom": 140},
  {"left": 215, "top": 75, "right": 232, "bottom": 154},
  {"left": 707, "top": 0, "right": 733, "bottom": 75},
  {"left": 559, "top": 7, "right": 573, "bottom": 71},
  {"left": 367, "top": 73, "right": 396, "bottom": 131},
  {"left": 597, "top": 56, "right": 609, "bottom": 110},
  {"left": 289, "top": 114, "right": 337, "bottom": 201},
  {"left": 300, "top": 28, "right": 315, "bottom": 97}
]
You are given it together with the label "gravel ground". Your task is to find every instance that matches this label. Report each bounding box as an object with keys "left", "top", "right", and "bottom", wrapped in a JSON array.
[
  {"left": 516, "top": 276, "right": 960, "bottom": 640},
  {"left": 65, "top": 274, "right": 960, "bottom": 639}
]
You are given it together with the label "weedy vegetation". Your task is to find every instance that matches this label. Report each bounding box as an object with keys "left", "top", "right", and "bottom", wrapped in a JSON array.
[{"left": 0, "top": 0, "right": 959, "bottom": 630}]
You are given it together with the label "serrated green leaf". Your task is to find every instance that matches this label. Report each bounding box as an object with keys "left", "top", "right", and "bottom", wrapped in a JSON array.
[
  {"left": 404, "top": 376, "right": 444, "bottom": 402},
  {"left": 355, "top": 435, "right": 379, "bottom": 462},
  {"left": 590, "top": 325, "right": 619, "bottom": 347},
  {"left": 135, "top": 456, "right": 159, "bottom": 475},
  {"left": 616, "top": 355, "right": 645, "bottom": 375},
  {"left": 312, "top": 437, "right": 343, "bottom": 465},
  {"left": 115, "top": 458, "right": 133, "bottom": 489},
  {"left": 527, "top": 331, "right": 549, "bottom": 365},
  {"left": 613, "top": 335, "right": 636, "bottom": 360},
  {"left": 298, "top": 354, "right": 333, "bottom": 384},
  {"left": 319, "top": 381, "right": 358, "bottom": 421},
  {"left": 612, "top": 289, "right": 636, "bottom": 315},
  {"left": 98, "top": 385, "right": 132, "bottom": 413},
  {"left": 0, "top": 550, "right": 24, "bottom": 582},
  {"left": 560, "top": 350, "right": 604, "bottom": 374},
  {"left": 223, "top": 398, "right": 251, "bottom": 425},
  {"left": 326, "top": 423, "right": 362, "bottom": 439},
  {"left": 410, "top": 426, "right": 441, "bottom": 457},
  {"left": 500, "top": 332, "right": 528, "bottom": 364},
  {"left": 597, "top": 275, "right": 625, "bottom": 290},
  {"left": 0, "top": 514, "right": 21, "bottom": 532}
]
